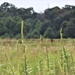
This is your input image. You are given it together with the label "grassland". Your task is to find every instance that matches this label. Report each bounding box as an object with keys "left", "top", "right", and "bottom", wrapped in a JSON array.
[{"left": 0, "top": 38, "right": 75, "bottom": 75}]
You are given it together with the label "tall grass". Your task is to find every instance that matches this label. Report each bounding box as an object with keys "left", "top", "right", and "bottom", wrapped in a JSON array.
[{"left": 0, "top": 28, "right": 75, "bottom": 75}]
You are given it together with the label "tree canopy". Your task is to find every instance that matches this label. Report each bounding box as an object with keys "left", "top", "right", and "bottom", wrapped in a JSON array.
[{"left": 0, "top": 2, "right": 75, "bottom": 38}]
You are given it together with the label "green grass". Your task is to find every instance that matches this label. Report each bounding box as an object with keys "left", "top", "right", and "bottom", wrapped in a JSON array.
[{"left": 0, "top": 38, "right": 75, "bottom": 75}]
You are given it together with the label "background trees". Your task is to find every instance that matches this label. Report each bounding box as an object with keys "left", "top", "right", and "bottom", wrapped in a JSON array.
[
  {"left": 0, "top": 2, "right": 75, "bottom": 38},
  {"left": 44, "top": 27, "right": 55, "bottom": 38}
]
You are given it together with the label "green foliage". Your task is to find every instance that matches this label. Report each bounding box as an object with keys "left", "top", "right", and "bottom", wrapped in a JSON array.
[
  {"left": 44, "top": 27, "right": 55, "bottom": 38},
  {"left": 40, "top": 20, "right": 51, "bottom": 35},
  {"left": 27, "top": 29, "right": 40, "bottom": 39},
  {"left": 0, "top": 2, "right": 75, "bottom": 38},
  {"left": 63, "top": 21, "right": 75, "bottom": 38}
]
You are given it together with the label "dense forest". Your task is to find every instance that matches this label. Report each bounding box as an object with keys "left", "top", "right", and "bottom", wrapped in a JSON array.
[{"left": 0, "top": 2, "right": 75, "bottom": 39}]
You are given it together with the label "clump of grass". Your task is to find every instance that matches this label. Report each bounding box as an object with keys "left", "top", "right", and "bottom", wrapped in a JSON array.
[
  {"left": 21, "top": 21, "right": 24, "bottom": 44},
  {"left": 38, "top": 53, "right": 44, "bottom": 75},
  {"left": 70, "top": 51, "right": 75, "bottom": 75},
  {"left": 59, "top": 28, "right": 70, "bottom": 75},
  {"left": 60, "top": 28, "right": 63, "bottom": 40},
  {"left": 45, "top": 46, "right": 49, "bottom": 73},
  {"left": 59, "top": 47, "right": 68, "bottom": 74},
  {"left": 23, "top": 45, "right": 28, "bottom": 75},
  {"left": 21, "top": 21, "right": 28, "bottom": 75}
]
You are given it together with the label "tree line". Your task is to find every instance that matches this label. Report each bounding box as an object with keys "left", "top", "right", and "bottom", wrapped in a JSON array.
[{"left": 0, "top": 2, "right": 75, "bottom": 39}]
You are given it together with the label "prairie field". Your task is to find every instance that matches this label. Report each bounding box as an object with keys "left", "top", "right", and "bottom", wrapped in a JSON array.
[{"left": 0, "top": 38, "right": 75, "bottom": 75}]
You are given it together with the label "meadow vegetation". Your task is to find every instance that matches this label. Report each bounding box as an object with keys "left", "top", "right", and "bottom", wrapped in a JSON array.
[{"left": 0, "top": 38, "right": 75, "bottom": 75}]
